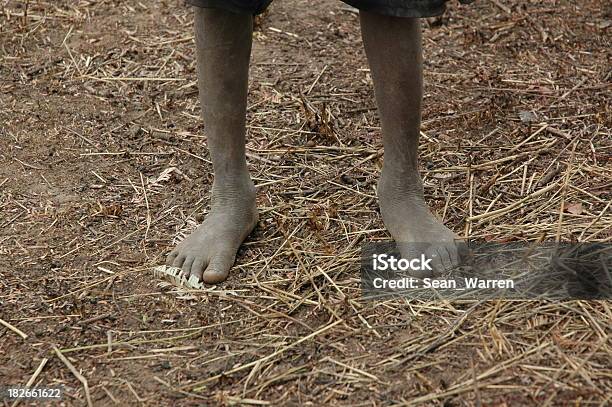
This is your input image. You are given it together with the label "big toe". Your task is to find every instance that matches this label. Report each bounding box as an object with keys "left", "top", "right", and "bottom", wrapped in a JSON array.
[
  {"left": 427, "top": 243, "right": 460, "bottom": 275},
  {"left": 201, "top": 250, "right": 236, "bottom": 284}
]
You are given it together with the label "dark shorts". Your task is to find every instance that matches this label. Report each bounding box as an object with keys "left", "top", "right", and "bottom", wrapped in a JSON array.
[{"left": 187, "top": 0, "right": 473, "bottom": 18}]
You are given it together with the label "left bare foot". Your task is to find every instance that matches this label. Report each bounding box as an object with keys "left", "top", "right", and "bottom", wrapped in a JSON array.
[{"left": 377, "top": 168, "right": 464, "bottom": 277}]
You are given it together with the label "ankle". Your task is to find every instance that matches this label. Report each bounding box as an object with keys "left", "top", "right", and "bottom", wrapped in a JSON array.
[
  {"left": 380, "top": 164, "right": 422, "bottom": 188},
  {"left": 211, "top": 174, "right": 256, "bottom": 202},
  {"left": 378, "top": 167, "right": 424, "bottom": 205},
  {"left": 381, "top": 158, "right": 419, "bottom": 175}
]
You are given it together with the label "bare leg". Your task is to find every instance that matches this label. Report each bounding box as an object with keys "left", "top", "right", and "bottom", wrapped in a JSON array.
[
  {"left": 360, "top": 11, "right": 463, "bottom": 275},
  {"left": 166, "top": 8, "right": 257, "bottom": 284}
]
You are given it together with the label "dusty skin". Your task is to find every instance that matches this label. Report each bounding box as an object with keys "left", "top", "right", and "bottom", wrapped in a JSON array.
[{"left": 167, "top": 8, "right": 464, "bottom": 282}]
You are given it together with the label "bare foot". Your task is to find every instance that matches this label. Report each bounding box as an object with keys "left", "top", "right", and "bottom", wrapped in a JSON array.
[
  {"left": 378, "top": 168, "right": 465, "bottom": 277},
  {"left": 166, "top": 178, "right": 258, "bottom": 284}
]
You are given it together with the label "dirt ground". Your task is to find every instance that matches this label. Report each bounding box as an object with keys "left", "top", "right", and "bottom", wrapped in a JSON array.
[{"left": 1, "top": 0, "right": 611, "bottom": 405}]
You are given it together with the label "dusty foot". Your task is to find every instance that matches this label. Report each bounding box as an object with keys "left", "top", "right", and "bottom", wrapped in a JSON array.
[
  {"left": 378, "top": 168, "right": 465, "bottom": 277},
  {"left": 165, "top": 178, "right": 258, "bottom": 284}
]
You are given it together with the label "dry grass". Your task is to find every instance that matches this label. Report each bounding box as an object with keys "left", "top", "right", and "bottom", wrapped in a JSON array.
[{"left": 0, "top": 0, "right": 610, "bottom": 405}]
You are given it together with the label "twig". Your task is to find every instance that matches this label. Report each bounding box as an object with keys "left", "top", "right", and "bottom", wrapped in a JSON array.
[
  {"left": 190, "top": 319, "right": 343, "bottom": 390},
  {"left": 0, "top": 318, "right": 28, "bottom": 339},
  {"left": 53, "top": 347, "right": 93, "bottom": 407},
  {"left": 11, "top": 358, "right": 48, "bottom": 407}
]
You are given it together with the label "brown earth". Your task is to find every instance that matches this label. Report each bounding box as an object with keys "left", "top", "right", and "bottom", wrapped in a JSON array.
[{"left": 1, "top": 0, "right": 610, "bottom": 405}]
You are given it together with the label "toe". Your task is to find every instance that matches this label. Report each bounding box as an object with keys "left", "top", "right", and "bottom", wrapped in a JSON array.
[
  {"left": 428, "top": 247, "right": 451, "bottom": 275},
  {"left": 190, "top": 258, "right": 207, "bottom": 281},
  {"left": 440, "top": 246, "right": 454, "bottom": 272},
  {"left": 166, "top": 250, "right": 178, "bottom": 266},
  {"left": 456, "top": 240, "right": 470, "bottom": 262},
  {"left": 182, "top": 257, "right": 194, "bottom": 278},
  {"left": 172, "top": 254, "right": 186, "bottom": 269},
  {"left": 202, "top": 250, "right": 235, "bottom": 284},
  {"left": 430, "top": 256, "right": 444, "bottom": 276},
  {"left": 446, "top": 243, "right": 460, "bottom": 269}
]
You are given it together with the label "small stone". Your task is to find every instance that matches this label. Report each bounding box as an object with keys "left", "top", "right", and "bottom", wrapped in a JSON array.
[
  {"left": 129, "top": 125, "right": 142, "bottom": 137},
  {"left": 519, "top": 111, "right": 537, "bottom": 123},
  {"left": 340, "top": 174, "right": 356, "bottom": 185}
]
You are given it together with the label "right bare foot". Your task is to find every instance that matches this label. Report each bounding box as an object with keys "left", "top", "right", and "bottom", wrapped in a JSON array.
[{"left": 165, "top": 178, "right": 258, "bottom": 284}]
